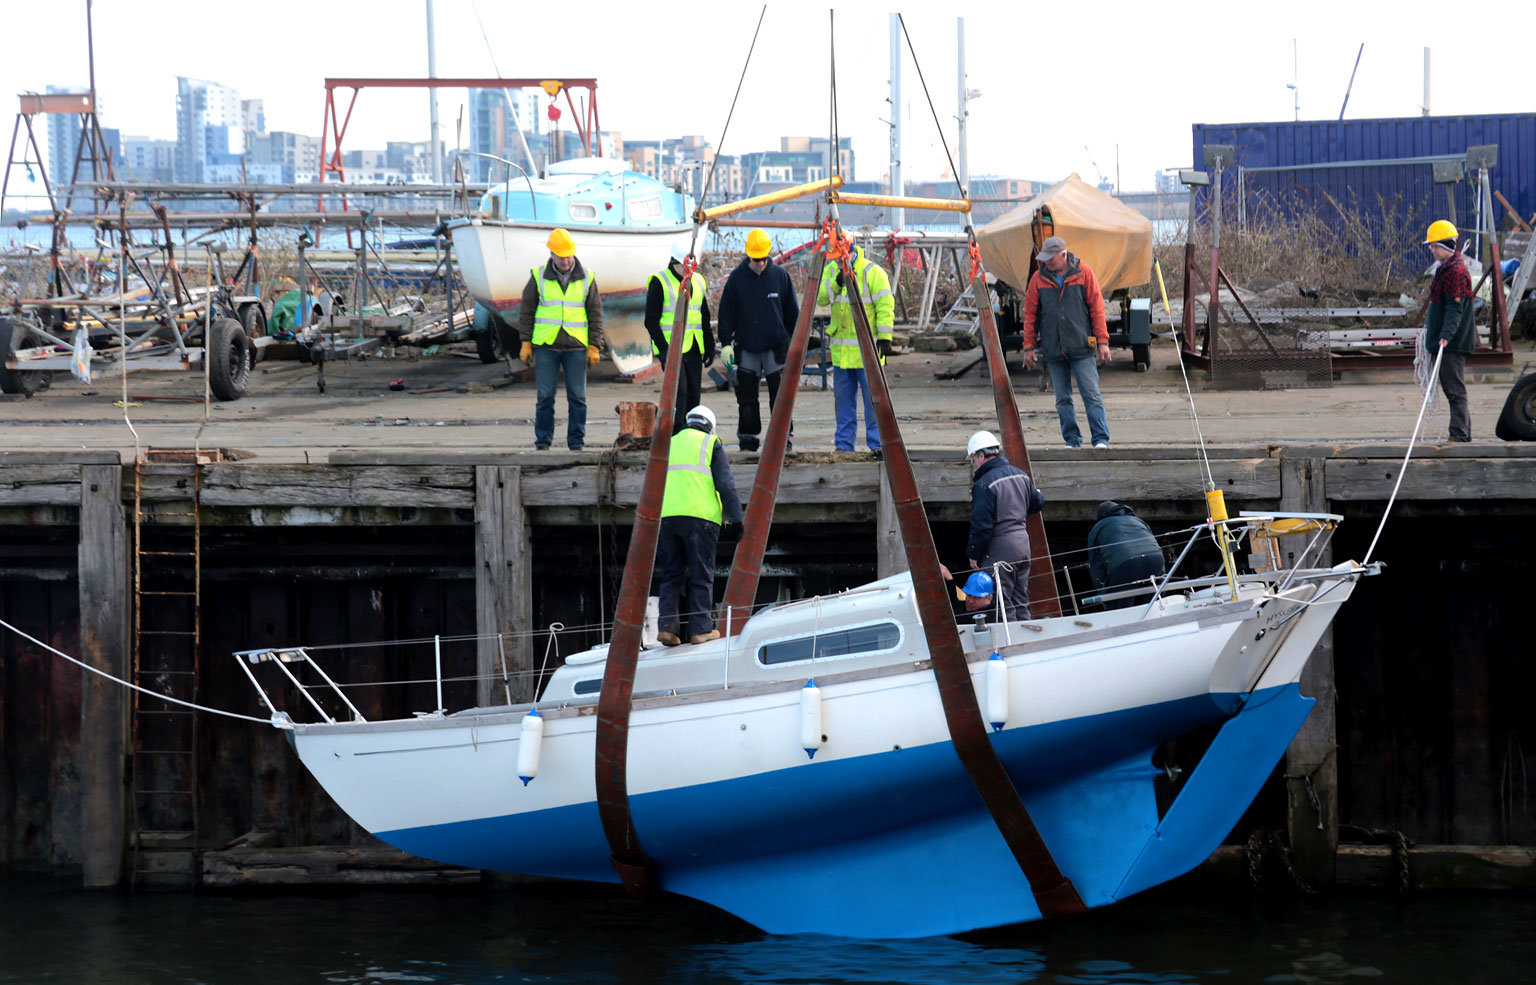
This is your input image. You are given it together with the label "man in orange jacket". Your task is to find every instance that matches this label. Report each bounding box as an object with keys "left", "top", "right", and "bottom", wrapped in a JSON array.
[{"left": 1021, "top": 236, "right": 1111, "bottom": 449}]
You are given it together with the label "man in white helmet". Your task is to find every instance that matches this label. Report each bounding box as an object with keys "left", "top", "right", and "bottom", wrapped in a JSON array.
[
  {"left": 645, "top": 241, "right": 715, "bottom": 434},
  {"left": 656, "top": 405, "right": 744, "bottom": 646},
  {"left": 964, "top": 430, "right": 1044, "bottom": 621}
]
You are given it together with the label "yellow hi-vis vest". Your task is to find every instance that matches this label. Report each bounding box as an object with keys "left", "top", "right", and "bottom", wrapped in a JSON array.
[
  {"left": 530, "top": 264, "right": 591, "bottom": 346},
  {"left": 660, "top": 426, "right": 723, "bottom": 524},
  {"left": 649, "top": 268, "right": 706, "bottom": 354},
  {"left": 818, "top": 250, "right": 894, "bottom": 369}
]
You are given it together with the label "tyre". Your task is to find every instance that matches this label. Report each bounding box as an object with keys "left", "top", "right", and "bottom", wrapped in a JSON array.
[
  {"left": 473, "top": 302, "right": 505, "bottom": 364},
  {"left": 1132, "top": 342, "right": 1151, "bottom": 372},
  {"left": 0, "top": 316, "right": 51, "bottom": 396},
  {"left": 208, "top": 317, "right": 252, "bottom": 401},
  {"left": 239, "top": 303, "right": 268, "bottom": 364},
  {"left": 1495, "top": 371, "right": 1536, "bottom": 441}
]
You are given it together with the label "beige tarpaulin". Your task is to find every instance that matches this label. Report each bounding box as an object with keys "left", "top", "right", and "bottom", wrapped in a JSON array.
[{"left": 976, "top": 173, "right": 1152, "bottom": 294}]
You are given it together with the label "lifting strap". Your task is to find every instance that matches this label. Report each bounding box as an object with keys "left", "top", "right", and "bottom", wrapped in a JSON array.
[
  {"left": 967, "top": 235, "right": 1060, "bottom": 618},
  {"left": 837, "top": 246, "right": 1086, "bottom": 918},
  {"left": 592, "top": 275, "right": 698, "bottom": 898}
]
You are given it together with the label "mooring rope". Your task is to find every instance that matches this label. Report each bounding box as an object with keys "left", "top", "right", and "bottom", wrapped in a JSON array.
[
  {"left": 0, "top": 616, "right": 271, "bottom": 724},
  {"left": 1363, "top": 341, "right": 1447, "bottom": 566}
]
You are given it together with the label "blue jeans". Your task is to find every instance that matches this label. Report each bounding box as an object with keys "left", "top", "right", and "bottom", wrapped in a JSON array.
[
  {"left": 534, "top": 347, "right": 587, "bottom": 449},
  {"left": 833, "top": 367, "right": 880, "bottom": 451},
  {"left": 1045, "top": 354, "right": 1109, "bottom": 447}
]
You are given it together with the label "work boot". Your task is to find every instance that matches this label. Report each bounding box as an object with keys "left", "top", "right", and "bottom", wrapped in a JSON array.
[
  {"left": 689, "top": 630, "right": 721, "bottom": 645},
  {"left": 657, "top": 631, "right": 681, "bottom": 647}
]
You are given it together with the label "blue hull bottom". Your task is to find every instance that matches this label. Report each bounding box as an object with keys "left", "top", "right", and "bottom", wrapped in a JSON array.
[{"left": 379, "top": 683, "right": 1313, "bottom": 937}]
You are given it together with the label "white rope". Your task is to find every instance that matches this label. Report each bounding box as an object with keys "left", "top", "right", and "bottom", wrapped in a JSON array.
[
  {"left": 0, "top": 616, "right": 271, "bottom": 724},
  {"left": 1153, "top": 258, "right": 1218, "bottom": 493},
  {"left": 1363, "top": 342, "right": 1446, "bottom": 566}
]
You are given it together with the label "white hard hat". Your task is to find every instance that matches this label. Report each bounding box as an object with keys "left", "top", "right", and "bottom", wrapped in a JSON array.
[
  {"left": 966, "top": 430, "right": 1000, "bottom": 458},
  {"left": 685, "top": 405, "right": 716, "bottom": 431},
  {"left": 670, "top": 240, "right": 691, "bottom": 264}
]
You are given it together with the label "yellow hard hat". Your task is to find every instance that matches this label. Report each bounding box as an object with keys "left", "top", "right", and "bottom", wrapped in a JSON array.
[
  {"left": 547, "top": 228, "right": 577, "bottom": 257},
  {"left": 745, "top": 229, "right": 772, "bottom": 259},
  {"left": 1423, "top": 219, "right": 1457, "bottom": 245}
]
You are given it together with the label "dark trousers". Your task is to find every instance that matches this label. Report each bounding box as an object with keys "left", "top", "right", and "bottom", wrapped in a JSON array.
[
  {"left": 670, "top": 351, "right": 704, "bottom": 434},
  {"left": 533, "top": 347, "right": 587, "bottom": 449},
  {"left": 657, "top": 515, "right": 720, "bottom": 637},
  {"left": 1439, "top": 350, "right": 1470, "bottom": 441},
  {"left": 734, "top": 368, "right": 783, "bottom": 447},
  {"left": 1104, "top": 553, "right": 1167, "bottom": 609},
  {"left": 980, "top": 555, "right": 1032, "bottom": 622}
]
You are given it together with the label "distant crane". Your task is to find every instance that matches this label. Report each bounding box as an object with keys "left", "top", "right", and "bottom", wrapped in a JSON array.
[{"left": 1083, "top": 145, "right": 1115, "bottom": 193}]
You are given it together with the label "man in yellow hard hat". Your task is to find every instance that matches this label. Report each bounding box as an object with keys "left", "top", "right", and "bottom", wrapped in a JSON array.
[
  {"left": 716, "top": 228, "right": 799, "bottom": 452},
  {"left": 1421, "top": 219, "right": 1475, "bottom": 442},
  {"left": 518, "top": 228, "right": 605, "bottom": 451},
  {"left": 817, "top": 245, "right": 894, "bottom": 453}
]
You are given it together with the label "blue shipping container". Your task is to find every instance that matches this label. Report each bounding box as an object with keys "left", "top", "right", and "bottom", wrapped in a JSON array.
[{"left": 1191, "top": 113, "right": 1535, "bottom": 233}]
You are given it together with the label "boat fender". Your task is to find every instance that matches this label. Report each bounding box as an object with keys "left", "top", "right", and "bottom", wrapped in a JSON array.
[
  {"left": 799, "top": 679, "right": 823, "bottom": 760},
  {"left": 517, "top": 707, "right": 545, "bottom": 785},
  {"left": 986, "top": 652, "right": 1008, "bottom": 732}
]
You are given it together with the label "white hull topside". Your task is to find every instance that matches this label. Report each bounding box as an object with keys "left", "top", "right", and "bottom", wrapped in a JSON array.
[
  {"left": 447, "top": 218, "right": 694, "bottom": 312},
  {"left": 283, "top": 567, "right": 1359, "bottom": 839}
]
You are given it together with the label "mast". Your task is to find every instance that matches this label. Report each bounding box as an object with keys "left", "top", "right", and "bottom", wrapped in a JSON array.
[
  {"left": 889, "top": 14, "right": 903, "bottom": 231},
  {"left": 956, "top": 17, "right": 967, "bottom": 193},
  {"left": 425, "top": 0, "right": 441, "bottom": 182}
]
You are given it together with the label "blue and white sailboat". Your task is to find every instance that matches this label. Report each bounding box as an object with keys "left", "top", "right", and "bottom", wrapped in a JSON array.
[{"left": 237, "top": 512, "right": 1374, "bottom": 938}]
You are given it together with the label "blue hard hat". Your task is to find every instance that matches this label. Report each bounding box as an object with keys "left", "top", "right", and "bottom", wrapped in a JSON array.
[{"left": 963, "top": 571, "right": 995, "bottom": 596}]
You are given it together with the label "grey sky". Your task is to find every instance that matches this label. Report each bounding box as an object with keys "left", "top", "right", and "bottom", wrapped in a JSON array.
[{"left": 3, "top": 0, "right": 1523, "bottom": 193}]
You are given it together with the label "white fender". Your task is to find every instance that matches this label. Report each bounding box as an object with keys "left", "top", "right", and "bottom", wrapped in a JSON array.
[
  {"left": 986, "top": 652, "right": 1008, "bottom": 732},
  {"left": 517, "top": 707, "right": 545, "bottom": 785},
  {"left": 799, "top": 679, "right": 823, "bottom": 759}
]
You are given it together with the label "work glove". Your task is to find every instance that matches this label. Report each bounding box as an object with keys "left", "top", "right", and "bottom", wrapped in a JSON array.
[
  {"left": 834, "top": 271, "right": 845, "bottom": 289},
  {"left": 655, "top": 341, "right": 669, "bottom": 363},
  {"left": 877, "top": 338, "right": 892, "bottom": 360},
  {"left": 703, "top": 349, "right": 715, "bottom": 368},
  {"left": 586, "top": 345, "right": 601, "bottom": 367},
  {"left": 519, "top": 341, "right": 533, "bottom": 366},
  {"left": 773, "top": 342, "right": 789, "bottom": 364},
  {"left": 721, "top": 521, "right": 743, "bottom": 541}
]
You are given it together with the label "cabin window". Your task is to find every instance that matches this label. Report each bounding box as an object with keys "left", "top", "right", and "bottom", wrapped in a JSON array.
[
  {"left": 756, "top": 621, "right": 902, "bottom": 667},
  {"left": 573, "top": 678, "right": 602, "bottom": 695},
  {"left": 627, "top": 196, "right": 663, "bottom": 221},
  {"left": 568, "top": 202, "right": 598, "bottom": 220}
]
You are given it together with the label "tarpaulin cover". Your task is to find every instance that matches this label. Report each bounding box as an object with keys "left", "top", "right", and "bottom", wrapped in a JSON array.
[{"left": 976, "top": 173, "right": 1152, "bottom": 294}]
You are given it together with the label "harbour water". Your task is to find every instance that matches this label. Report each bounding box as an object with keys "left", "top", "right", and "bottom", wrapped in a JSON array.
[{"left": 3, "top": 874, "right": 1532, "bottom": 984}]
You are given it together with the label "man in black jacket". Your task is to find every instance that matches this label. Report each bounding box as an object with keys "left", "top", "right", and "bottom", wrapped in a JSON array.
[
  {"left": 965, "top": 430, "right": 1044, "bottom": 621},
  {"left": 1086, "top": 501, "right": 1165, "bottom": 609},
  {"left": 716, "top": 229, "right": 799, "bottom": 452},
  {"left": 645, "top": 242, "right": 715, "bottom": 434}
]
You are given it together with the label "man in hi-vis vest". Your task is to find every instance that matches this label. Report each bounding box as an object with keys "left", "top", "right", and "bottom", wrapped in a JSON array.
[
  {"left": 518, "top": 228, "right": 605, "bottom": 450},
  {"left": 645, "top": 242, "right": 714, "bottom": 434},
  {"left": 817, "top": 245, "right": 894, "bottom": 453},
  {"left": 656, "top": 405, "right": 743, "bottom": 647}
]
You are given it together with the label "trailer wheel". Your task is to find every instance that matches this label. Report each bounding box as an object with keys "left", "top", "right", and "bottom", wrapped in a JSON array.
[
  {"left": 1132, "top": 343, "right": 1151, "bottom": 372},
  {"left": 239, "top": 303, "right": 268, "bottom": 364},
  {"left": 208, "top": 317, "right": 252, "bottom": 401},
  {"left": 0, "top": 316, "right": 51, "bottom": 396},
  {"left": 473, "top": 302, "right": 505, "bottom": 364},
  {"left": 1495, "top": 371, "right": 1536, "bottom": 441}
]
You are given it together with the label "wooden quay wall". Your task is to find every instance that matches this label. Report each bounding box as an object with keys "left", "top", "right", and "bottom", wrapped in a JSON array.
[{"left": 2, "top": 444, "right": 1533, "bottom": 892}]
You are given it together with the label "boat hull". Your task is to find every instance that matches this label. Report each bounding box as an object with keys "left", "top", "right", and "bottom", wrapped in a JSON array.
[{"left": 281, "top": 584, "right": 1352, "bottom": 937}]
